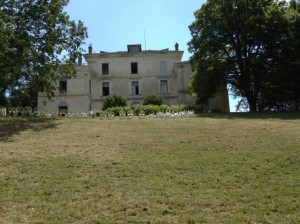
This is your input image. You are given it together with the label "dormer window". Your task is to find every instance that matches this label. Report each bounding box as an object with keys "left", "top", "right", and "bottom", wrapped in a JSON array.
[{"left": 127, "top": 44, "right": 142, "bottom": 53}]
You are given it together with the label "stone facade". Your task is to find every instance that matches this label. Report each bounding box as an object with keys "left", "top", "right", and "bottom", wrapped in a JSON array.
[{"left": 38, "top": 44, "right": 229, "bottom": 113}]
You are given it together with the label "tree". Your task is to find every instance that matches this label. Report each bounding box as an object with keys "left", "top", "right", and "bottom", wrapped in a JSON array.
[
  {"left": 143, "top": 94, "right": 164, "bottom": 106},
  {"left": 0, "top": 0, "right": 88, "bottom": 107},
  {"left": 102, "top": 95, "right": 127, "bottom": 110},
  {"left": 256, "top": 0, "right": 300, "bottom": 111},
  {"left": 188, "top": 0, "right": 300, "bottom": 112}
]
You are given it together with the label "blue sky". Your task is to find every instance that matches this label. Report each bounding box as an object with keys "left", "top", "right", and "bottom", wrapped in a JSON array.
[{"left": 65, "top": 0, "right": 238, "bottom": 111}]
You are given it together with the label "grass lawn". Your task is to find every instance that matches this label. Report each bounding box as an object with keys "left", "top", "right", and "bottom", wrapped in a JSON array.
[{"left": 0, "top": 114, "right": 299, "bottom": 223}]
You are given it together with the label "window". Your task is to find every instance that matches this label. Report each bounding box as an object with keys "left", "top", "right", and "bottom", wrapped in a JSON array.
[
  {"left": 102, "top": 63, "right": 109, "bottom": 75},
  {"left": 160, "top": 61, "right": 167, "bottom": 73},
  {"left": 127, "top": 44, "right": 142, "bottom": 53},
  {"left": 160, "top": 80, "right": 168, "bottom": 94},
  {"left": 131, "top": 81, "right": 139, "bottom": 95},
  {"left": 59, "top": 80, "right": 67, "bottom": 92},
  {"left": 131, "top": 62, "right": 138, "bottom": 74},
  {"left": 102, "top": 82, "right": 110, "bottom": 96}
]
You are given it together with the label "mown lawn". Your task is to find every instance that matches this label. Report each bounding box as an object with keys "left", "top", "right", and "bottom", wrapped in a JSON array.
[{"left": 0, "top": 114, "right": 299, "bottom": 223}]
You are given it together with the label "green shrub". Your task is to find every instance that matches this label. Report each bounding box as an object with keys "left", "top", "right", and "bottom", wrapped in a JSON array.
[
  {"left": 134, "top": 105, "right": 158, "bottom": 115},
  {"left": 102, "top": 95, "right": 127, "bottom": 110},
  {"left": 210, "top": 108, "right": 223, "bottom": 113},
  {"left": 95, "top": 111, "right": 100, "bottom": 117},
  {"left": 186, "top": 105, "right": 206, "bottom": 113},
  {"left": 143, "top": 94, "right": 164, "bottom": 106}
]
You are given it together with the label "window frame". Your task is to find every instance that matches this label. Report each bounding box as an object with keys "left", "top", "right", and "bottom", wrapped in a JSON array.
[
  {"left": 160, "top": 80, "right": 168, "bottom": 94},
  {"left": 131, "top": 62, "right": 138, "bottom": 74},
  {"left": 131, "top": 80, "right": 140, "bottom": 95},
  {"left": 102, "top": 82, "right": 110, "bottom": 96},
  {"left": 160, "top": 61, "right": 167, "bottom": 73},
  {"left": 102, "top": 63, "right": 109, "bottom": 75},
  {"left": 59, "top": 80, "right": 67, "bottom": 92}
]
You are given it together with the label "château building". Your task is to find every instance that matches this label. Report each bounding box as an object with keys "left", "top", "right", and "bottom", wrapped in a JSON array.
[{"left": 37, "top": 44, "right": 229, "bottom": 113}]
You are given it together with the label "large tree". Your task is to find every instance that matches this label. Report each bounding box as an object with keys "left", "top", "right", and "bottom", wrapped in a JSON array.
[
  {"left": 0, "top": 0, "right": 88, "bottom": 107},
  {"left": 188, "top": 0, "right": 300, "bottom": 112}
]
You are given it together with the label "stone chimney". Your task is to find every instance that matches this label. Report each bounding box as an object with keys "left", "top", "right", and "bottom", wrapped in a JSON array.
[
  {"left": 88, "top": 45, "right": 93, "bottom": 54},
  {"left": 78, "top": 54, "right": 82, "bottom": 65},
  {"left": 175, "top": 42, "right": 179, "bottom": 51}
]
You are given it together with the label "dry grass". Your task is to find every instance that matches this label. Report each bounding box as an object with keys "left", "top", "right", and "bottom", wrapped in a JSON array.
[{"left": 0, "top": 114, "right": 299, "bottom": 223}]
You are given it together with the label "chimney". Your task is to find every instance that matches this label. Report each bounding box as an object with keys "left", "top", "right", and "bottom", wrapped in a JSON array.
[
  {"left": 88, "top": 45, "right": 93, "bottom": 54},
  {"left": 78, "top": 54, "right": 82, "bottom": 65},
  {"left": 175, "top": 42, "right": 179, "bottom": 51}
]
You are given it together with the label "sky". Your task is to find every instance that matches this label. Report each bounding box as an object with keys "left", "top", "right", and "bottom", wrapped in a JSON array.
[{"left": 65, "top": 0, "right": 238, "bottom": 111}]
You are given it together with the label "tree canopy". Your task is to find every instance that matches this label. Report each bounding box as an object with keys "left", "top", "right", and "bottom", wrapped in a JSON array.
[
  {"left": 188, "top": 0, "right": 300, "bottom": 112},
  {"left": 0, "top": 0, "right": 88, "bottom": 107}
]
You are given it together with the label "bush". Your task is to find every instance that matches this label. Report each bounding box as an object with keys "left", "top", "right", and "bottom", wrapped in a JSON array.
[
  {"left": 186, "top": 105, "right": 206, "bottom": 113},
  {"left": 143, "top": 94, "right": 164, "bottom": 106},
  {"left": 95, "top": 111, "right": 100, "bottom": 117},
  {"left": 102, "top": 95, "right": 127, "bottom": 110}
]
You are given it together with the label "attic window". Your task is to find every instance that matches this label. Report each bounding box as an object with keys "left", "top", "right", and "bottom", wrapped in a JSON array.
[{"left": 127, "top": 44, "right": 142, "bottom": 53}]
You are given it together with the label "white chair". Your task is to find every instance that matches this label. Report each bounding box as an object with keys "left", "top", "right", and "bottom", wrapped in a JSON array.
[
  {"left": 59, "top": 109, "right": 67, "bottom": 116},
  {"left": 107, "top": 111, "right": 114, "bottom": 118},
  {"left": 148, "top": 113, "right": 156, "bottom": 119},
  {"left": 99, "top": 111, "right": 107, "bottom": 119},
  {"left": 138, "top": 110, "right": 145, "bottom": 118},
  {"left": 119, "top": 110, "right": 126, "bottom": 117},
  {"left": 16, "top": 106, "right": 24, "bottom": 116},
  {"left": 24, "top": 106, "right": 33, "bottom": 116},
  {"left": 0, "top": 106, "right": 7, "bottom": 116},
  {"left": 187, "top": 110, "right": 195, "bottom": 117},
  {"left": 81, "top": 112, "right": 88, "bottom": 118},
  {"left": 33, "top": 107, "right": 38, "bottom": 116},
  {"left": 127, "top": 110, "right": 134, "bottom": 117},
  {"left": 156, "top": 112, "right": 164, "bottom": 118}
]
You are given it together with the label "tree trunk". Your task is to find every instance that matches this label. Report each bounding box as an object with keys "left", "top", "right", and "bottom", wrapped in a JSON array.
[
  {"left": 0, "top": 90, "right": 7, "bottom": 106},
  {"left": 245, "top": 95, "right": 257, "bottom": 112}
]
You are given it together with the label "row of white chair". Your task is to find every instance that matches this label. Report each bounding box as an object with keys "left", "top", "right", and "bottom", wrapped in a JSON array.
[
  {"left": 96, "top": 110, "right": 196, "bottom": 119},
  {"left": 0, "top": 106, "right": 36, "bottom": 116},
  {"left": 149, "top": 111, "right": 196, "bottom": 119},
  {"left": 0, "top": 107, "right": 196, "bottom": 119}
]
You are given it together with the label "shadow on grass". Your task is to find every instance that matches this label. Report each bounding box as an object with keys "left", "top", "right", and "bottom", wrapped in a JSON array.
[
  {"left": 0, "top": 116, "right": 57, "bottom": 142},
  {"left": 198, "top": 112, "right": 300, "bottom": 120}
]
